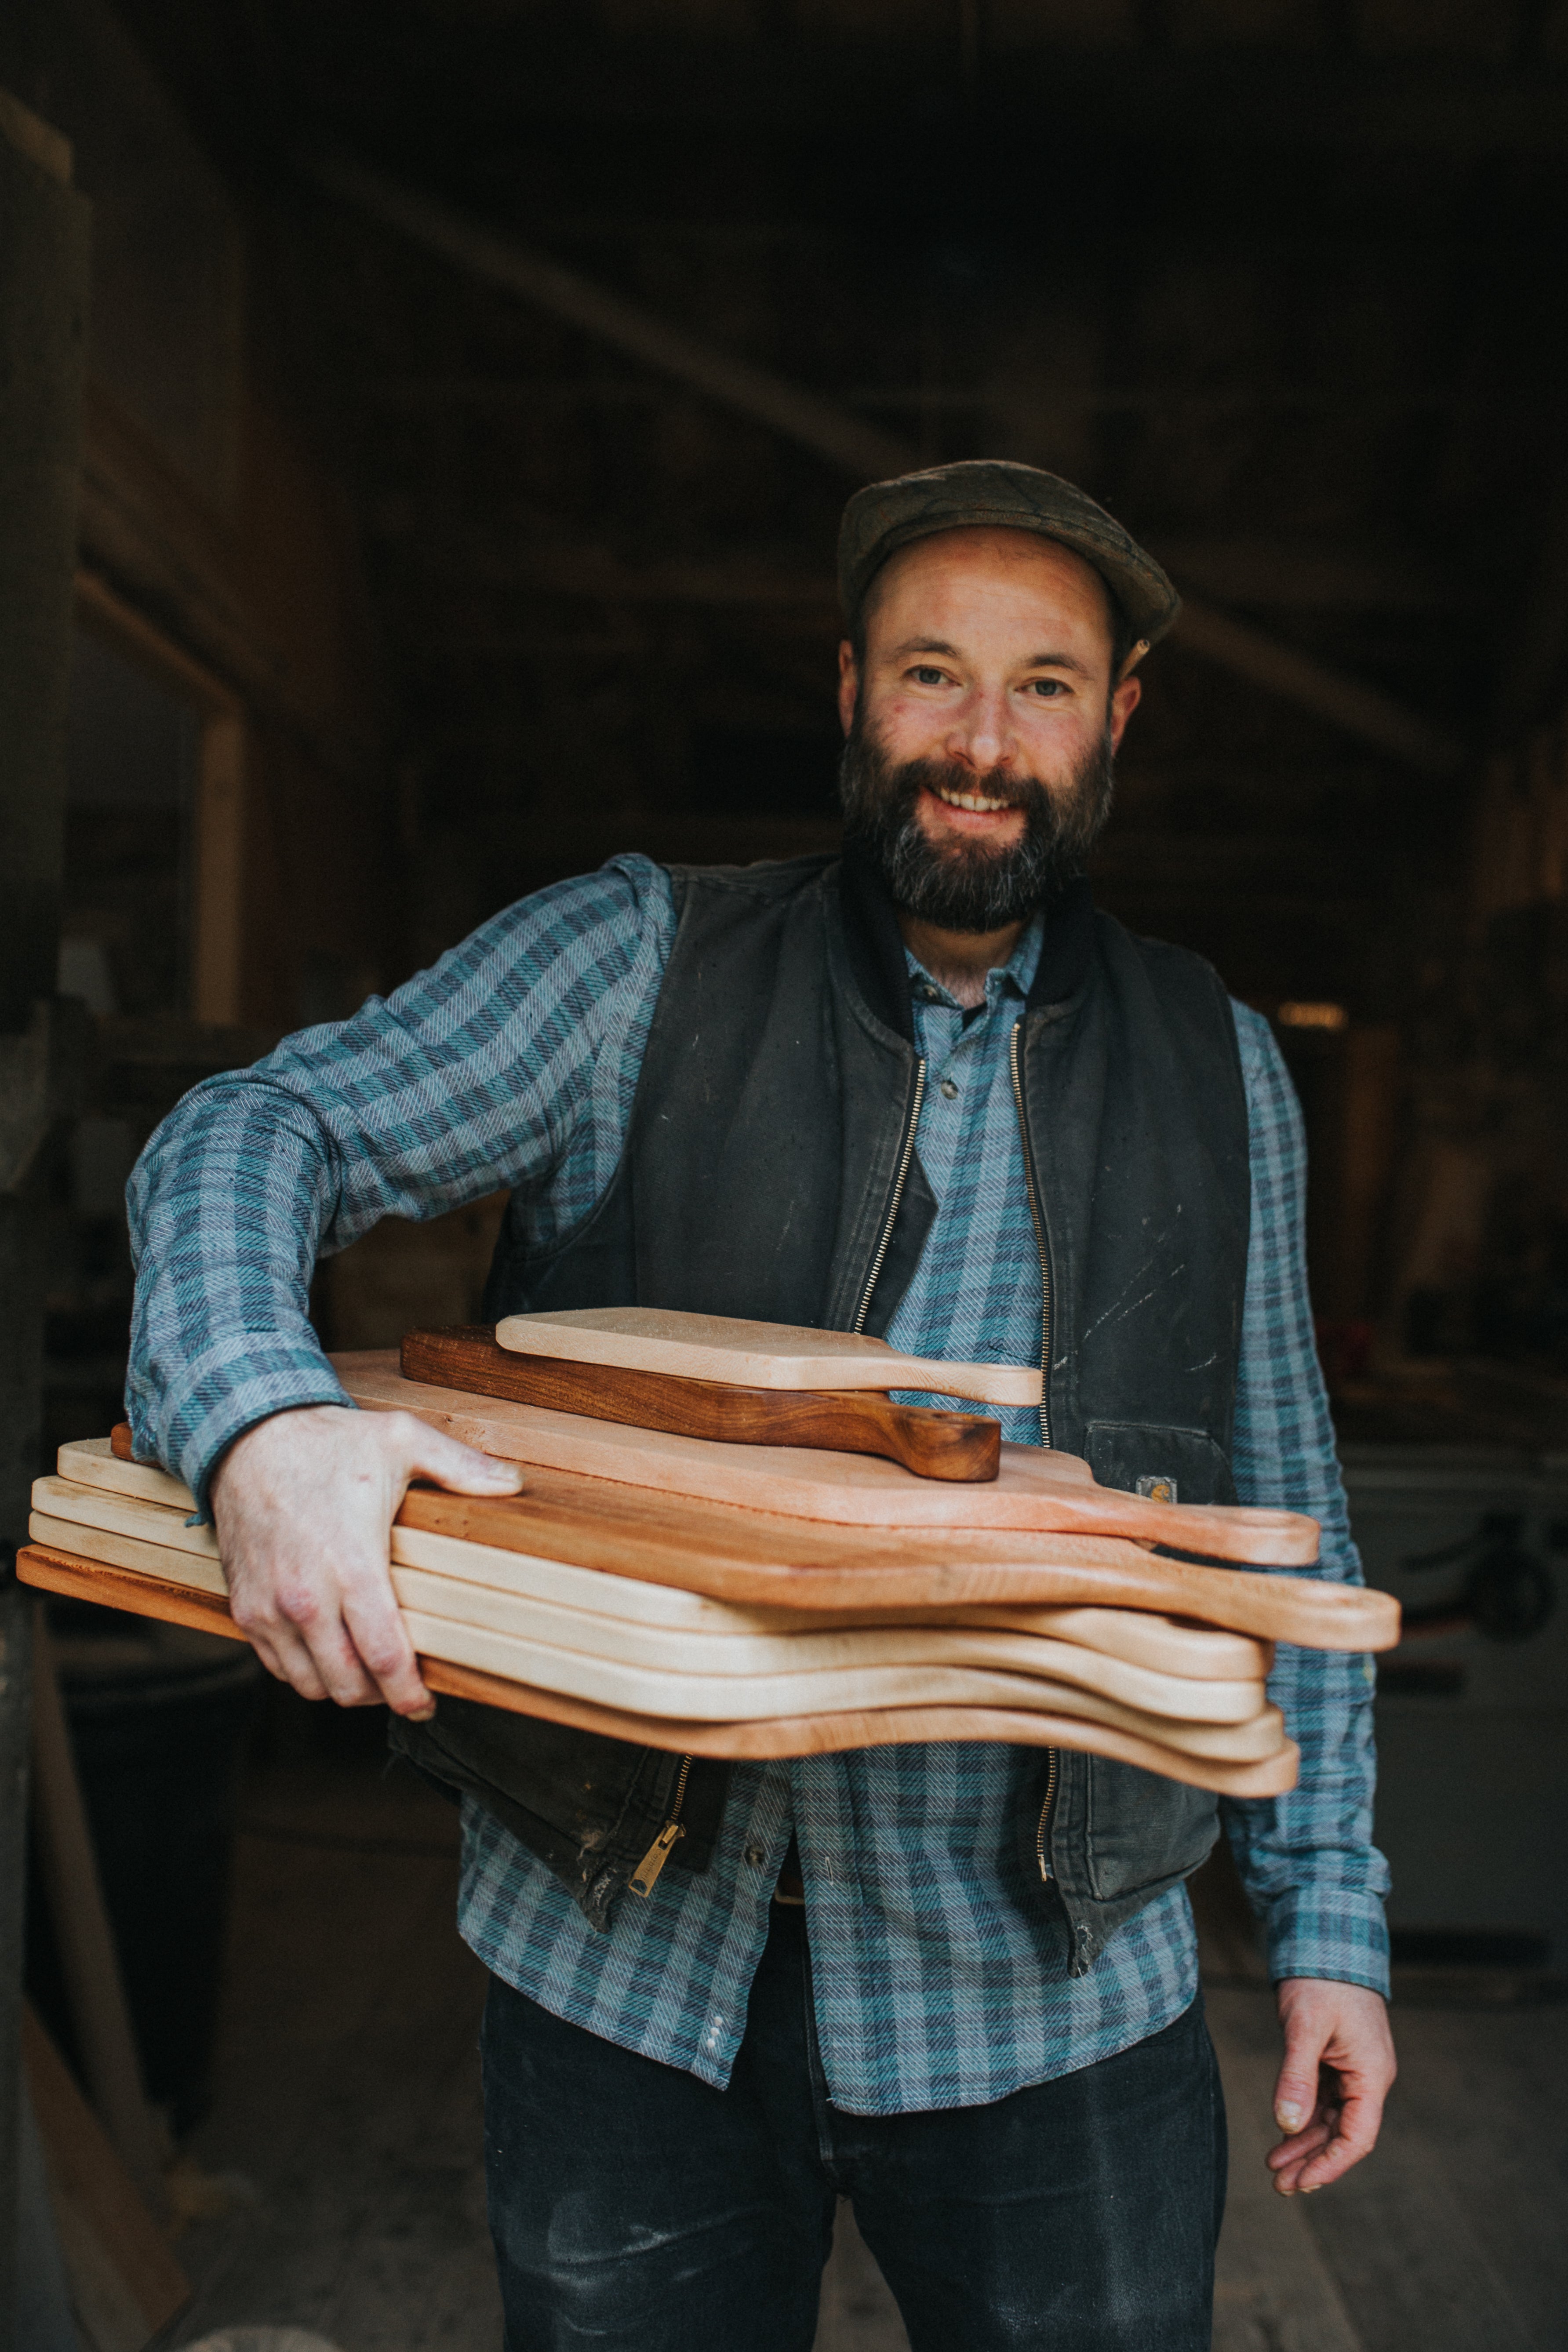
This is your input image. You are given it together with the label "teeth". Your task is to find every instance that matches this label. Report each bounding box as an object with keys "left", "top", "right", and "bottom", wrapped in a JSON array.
[{"left": 936, "top": 786, "right": 1009, "bottom": 812}]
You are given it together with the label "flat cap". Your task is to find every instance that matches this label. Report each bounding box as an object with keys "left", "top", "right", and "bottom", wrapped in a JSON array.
[{"left": 838, "top": 458, "right": 1179, "bottom": 647}]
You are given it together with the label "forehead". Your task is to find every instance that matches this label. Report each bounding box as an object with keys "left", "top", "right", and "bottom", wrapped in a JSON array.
[{"left": 863, "top": 526, "right": 1114, "bottom": 651}]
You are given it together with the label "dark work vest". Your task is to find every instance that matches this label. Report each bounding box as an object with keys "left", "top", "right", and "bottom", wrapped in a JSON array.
[{"left": 392, "top": 853, "right": 1252, "bottom": 1968}]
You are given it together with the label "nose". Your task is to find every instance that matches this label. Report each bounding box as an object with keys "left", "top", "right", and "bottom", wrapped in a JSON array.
[{"left": 946, "top": 683, "right": 1015, "bottom": 778}]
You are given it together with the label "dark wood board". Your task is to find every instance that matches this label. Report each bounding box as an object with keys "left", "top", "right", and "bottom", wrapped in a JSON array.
[{"left": 402, "top": 1324, "right": 1003, "bottom": 1483}]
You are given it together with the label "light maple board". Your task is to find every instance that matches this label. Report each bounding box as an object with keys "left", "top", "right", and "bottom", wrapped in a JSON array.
[
  {"left": 58, "top": 1443, "right": 1273, "bottom": 1679},
  {"left": 495, "top": 1305, "right": 1044, "bottom": 1407},
  {"left": 35, "top": 1475, "right": 1269, "bottom": 1727},
  {"left": 338, "top": 1352, "right": 1321, "bottom": 1567},
  {"left": 17, "top": 1541, "right": 1301, "bottom": 1796}
]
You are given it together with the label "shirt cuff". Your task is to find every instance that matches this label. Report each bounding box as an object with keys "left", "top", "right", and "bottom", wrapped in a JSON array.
[
  {"left": 129, "top": 1332, "right": 353, "bottom": 1518},
  {"left": 1260, "top": 1881, "right": 1391, "bottom": 1999}
]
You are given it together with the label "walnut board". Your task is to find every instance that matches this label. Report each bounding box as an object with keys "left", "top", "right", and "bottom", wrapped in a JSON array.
[
  {"left": 34, "top": 1475, "right": 1270, "bottom": 1727},
  {"left": 17, "top": 1541, "right": 1299, "bottom": 1795},
  {"left": 405, "top": 1325, "right": 1004, "bottom": 1482},
  {"left": 337, "top": 1352, "right": 1324, "bottom": 1568},
  {"left": 494, "top": 1304, "right": 1044, "bottom": 1407}
]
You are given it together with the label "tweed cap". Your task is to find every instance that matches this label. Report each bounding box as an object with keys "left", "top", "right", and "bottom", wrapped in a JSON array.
[{"left": 838, "top": 458, "right": 1179, "bottom": 647}]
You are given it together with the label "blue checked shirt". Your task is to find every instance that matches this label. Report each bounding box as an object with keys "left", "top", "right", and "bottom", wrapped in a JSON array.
[{"left": 127, "top": 854, "right": 1390, "bottom": 2116}]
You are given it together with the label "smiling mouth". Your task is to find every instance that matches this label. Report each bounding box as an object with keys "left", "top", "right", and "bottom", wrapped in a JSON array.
[{"left": 931, "top": 784, "right": 1015, "bottom": 814}]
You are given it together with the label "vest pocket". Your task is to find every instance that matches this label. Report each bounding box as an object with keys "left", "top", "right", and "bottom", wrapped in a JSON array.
[
  {"left": 1082, "top": 1757, "right": 1219, "bottom": 1902},
  {"left": 1082, "top": 1421, "right": 1237, "bottom": 1509}
]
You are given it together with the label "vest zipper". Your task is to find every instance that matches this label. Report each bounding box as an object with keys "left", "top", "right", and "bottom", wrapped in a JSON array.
[
  {"left": 629, "top": 1755, "right": 692, "bottom": 1896},
  {"left": 852, "top": 1058, "right": 928, "bottom": 1334},
  {"left": 1033, "top": 1747, "right": 1059, "bottom": 1884},
  {"left": 1011, "top": 1017, "right": 1059, "bottom": 1883},
  {"left": 1008, "top": 1021, "right": 1051, "bottom": 1448}
]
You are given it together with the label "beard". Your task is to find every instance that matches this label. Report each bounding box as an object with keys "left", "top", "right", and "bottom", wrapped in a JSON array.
[{"left": 838, "top": 709, "right": 1115, "bottom": 931}]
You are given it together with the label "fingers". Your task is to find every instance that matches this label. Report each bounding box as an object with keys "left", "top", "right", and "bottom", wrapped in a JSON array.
[
  {"left": 1288, "top": 2088, "right": 1384, "bottom": 2193},
  {"left": 1273, "top": 2016, "right": 1327, "bottom": 2140},
  {"left": 402, "top": 1417, "right": 524, "bottom": 1497}
]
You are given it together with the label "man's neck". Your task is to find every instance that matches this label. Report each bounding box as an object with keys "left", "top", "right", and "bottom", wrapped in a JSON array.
[{"left": 895, "top": 911, "right": 1028, "bottom": 1011}]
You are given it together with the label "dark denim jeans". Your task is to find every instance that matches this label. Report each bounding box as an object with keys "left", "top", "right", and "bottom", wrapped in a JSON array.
[{"left": 481, "top": 1903, "right": 1226, "bottom": 2352}]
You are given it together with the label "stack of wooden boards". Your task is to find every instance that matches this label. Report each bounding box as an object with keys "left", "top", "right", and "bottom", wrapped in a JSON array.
[{"left": 20, "top": 1310, "right": 1401, "bottom": 1802}]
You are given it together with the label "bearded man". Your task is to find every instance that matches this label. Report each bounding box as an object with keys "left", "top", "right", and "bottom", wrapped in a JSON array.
[{"left": 127, "top": 461, "right": 1394, "bottom": 2352}]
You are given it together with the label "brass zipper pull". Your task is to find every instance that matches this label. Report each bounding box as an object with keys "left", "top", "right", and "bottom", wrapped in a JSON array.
[
  {"left": 629, "top": 1755, "right": 694, "bottom": 1898},
  {"left": 629, "top": 1818, "right": 686, "bottom": 1896}
]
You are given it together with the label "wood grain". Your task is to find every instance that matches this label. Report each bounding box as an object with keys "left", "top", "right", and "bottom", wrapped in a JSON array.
[
  {"left": 35, "top": 1479, "right": 1270, "bottom": 1727},
  {"left": 494, "top": 1304, "right": 1044, "bottom": 1407},
  {"left": 99, "top": 1420, "right": 1401, "bottom": 1651},
  {"left": 65, "top": 1444, "right": 1274, "bottom": 1681},
  {"left": 16, "top": 1544, "right": 1299, "bottom": 1795},
  {"left": 342, "top": 1352, "right": 1322, "bottom": 1562},
  {"left": 404, "top": 1324, "right": 1003, "bottom": 1482}
]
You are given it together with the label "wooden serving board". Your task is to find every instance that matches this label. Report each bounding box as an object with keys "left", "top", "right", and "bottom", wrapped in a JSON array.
[
  {"left": 93, "top": 1428, "right": 1394, "bottom": 1653},
  {"left": 494, "top": 1305, "right": 1044, "bottom": 1408},
  {"left": 17, "top": 1543, "right": 1299, "bottom": 1795},
  {"left": 34, "top": 1476, "right": 1270, "bottom": 1727},
  {"left": 404, "top": 1326, "right": 1003, "bottom": 1483},
  {"left": 339, "top": 1352, "right": 1330, "bottom": 1571},
  {"left": 69, "top": 1443, "right": 1272, "bottom": 1680}
]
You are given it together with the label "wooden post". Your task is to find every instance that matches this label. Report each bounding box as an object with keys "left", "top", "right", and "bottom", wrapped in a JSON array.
[{"left": 0, "top": 92, "right": 90, "bottom": 2352}]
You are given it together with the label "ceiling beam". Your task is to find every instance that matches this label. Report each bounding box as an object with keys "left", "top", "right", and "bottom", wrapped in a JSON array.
[{"left": 309, "top": 154, "right": 1466, "bottom": 778}]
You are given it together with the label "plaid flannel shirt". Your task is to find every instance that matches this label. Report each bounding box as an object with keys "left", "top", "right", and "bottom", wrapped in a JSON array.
[{"left": 127, "top": 854, "right": 1390, "bottom": 2116}]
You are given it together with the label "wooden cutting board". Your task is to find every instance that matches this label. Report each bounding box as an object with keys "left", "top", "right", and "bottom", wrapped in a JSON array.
[
  {"left": 15, "top": 1552, "right": 1298, "bottom": 1787},
  {"left": 33, "top": 1476, "right": 1270, "bottom": 1726},
  {"left": 405, "top": 1326, "right": 1003, "bottom": 1483},
  {"left": 494, "top": 1305, "right": 1044, "bottom": 1407},
  {"left": 64, "top": 1442, "right": 1272, "bottom": 1680},
  {"left": 93, "top": 1429, "right": 1398, "bottom": 1652},
  {"left": 339, "top": 1351, "right": 1324, "bottom": 1567},
  {"left": 15, "top": 1541, "right": 1300, "bottom": 1795}
]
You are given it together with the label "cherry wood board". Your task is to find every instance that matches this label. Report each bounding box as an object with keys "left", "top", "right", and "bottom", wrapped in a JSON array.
[
  {"left": 34, "top": 1478, "right": 1270, "bottom": 1727},
  {"left": 16, "top": 1542, "right": 1299, "bottom": 1795},
  {"left": 62, "top": 1443, "right": 1273, "bottom": 1681},
  {"left": 405, "top": 1324, "right": 1003, "bottom": 1482},
  {"left": 339, "top": 1351, "right": 1321, "bottom": 1565},
  {"left": 492, "top": 1304, "right": 1045, "bottom": 1406},
  {"left": 95, "top": 1418, "right": 1400, "bottom": 1652}
]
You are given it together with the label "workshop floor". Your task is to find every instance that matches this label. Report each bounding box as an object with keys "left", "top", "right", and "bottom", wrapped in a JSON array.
[{"left": 165, "top": 1731, "right": 1567, "bottom": 2352}]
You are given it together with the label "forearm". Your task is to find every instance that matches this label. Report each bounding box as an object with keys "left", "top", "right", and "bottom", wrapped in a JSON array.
[
  {"left": 127, "top": 1077, "right": 355, "bottom": 1509},
  {"left": 1225, "top": 1002, "right": 1390, "bottom": 1993}
]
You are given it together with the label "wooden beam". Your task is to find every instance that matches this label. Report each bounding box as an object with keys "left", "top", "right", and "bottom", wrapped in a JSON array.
[
  {"left": 307, "top": 155, "right": 907, "bottom": 484},
  {"left": 1174, "top": 603, "right": 1465, "bottom": 778},
  {"left": 308, "top": 154, "right": 1467, "bottom": 776}
]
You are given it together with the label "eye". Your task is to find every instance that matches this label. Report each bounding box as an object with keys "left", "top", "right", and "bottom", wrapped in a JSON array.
[
  {"left": 1026, "top": 678, "right": 1069, "bottom": 698},
  {"left": 910, "top": 665, "right": 949, "bottom": 687}
]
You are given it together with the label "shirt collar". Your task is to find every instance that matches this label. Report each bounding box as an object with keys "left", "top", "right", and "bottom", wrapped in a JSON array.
[{"left": 904, "top": 910, "right": 1046, "bottom": 1014}]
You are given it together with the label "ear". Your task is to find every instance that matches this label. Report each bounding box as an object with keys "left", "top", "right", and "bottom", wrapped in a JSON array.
[
  {"left": 837, "top": 640, "right": 859, "bottom": 738},
  {"left": 1108, "top": 670, "right": 1142, "bottom": 751}
]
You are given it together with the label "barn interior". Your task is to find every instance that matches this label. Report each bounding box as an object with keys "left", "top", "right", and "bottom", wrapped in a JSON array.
[{"left": 1, "top": 2, "right": 1566, "bottom": 2347}]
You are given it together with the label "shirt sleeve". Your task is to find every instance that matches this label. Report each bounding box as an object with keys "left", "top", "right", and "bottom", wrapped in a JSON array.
[
  {"left": 1220, "top": 1002, "right": 1392, "bottom": 1997},
  {"left": 125, "top": 855, "right": 677, "bottom": 1511}
]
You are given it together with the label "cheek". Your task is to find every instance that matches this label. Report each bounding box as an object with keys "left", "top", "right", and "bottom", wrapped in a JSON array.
[{"left": 873, "top": 696, "right": 950, "bottom": 762}]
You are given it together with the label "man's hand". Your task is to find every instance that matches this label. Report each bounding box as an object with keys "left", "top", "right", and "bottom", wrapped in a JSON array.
[
  {"left": 1267, "top": 1977, "right": 1396, "bottom": 2195},
  {"left": 211, "top": 1405, "right": 523, "bottom": 1720}
]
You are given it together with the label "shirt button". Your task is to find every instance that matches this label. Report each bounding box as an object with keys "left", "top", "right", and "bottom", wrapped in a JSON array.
[
  {"left": 940, "top": 1077, "right": 959, "bottom": 1099},
  {"left": 744, "top": 1843, "right": 768, "bottom": 1867}
]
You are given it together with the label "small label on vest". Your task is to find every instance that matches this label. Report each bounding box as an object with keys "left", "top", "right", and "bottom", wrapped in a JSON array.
[{"left": 1137, "top": 1474, "right": 1179, "bottom": 1505}]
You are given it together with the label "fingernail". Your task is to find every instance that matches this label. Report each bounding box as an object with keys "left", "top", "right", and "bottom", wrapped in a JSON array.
[
  {"left": 1276, "top": 2104, "right": 1304, "bottom": 2132},
  {"left": 409, "top": 1701, "right": 437, "bottom": 1722}
]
